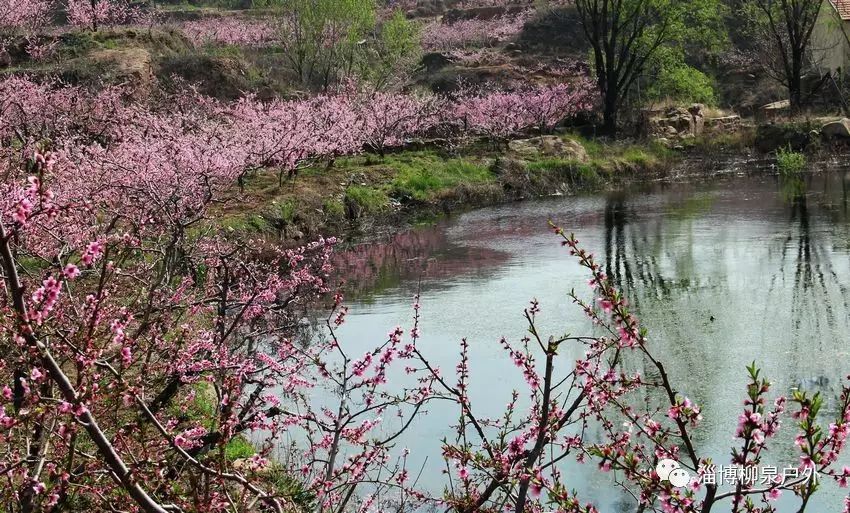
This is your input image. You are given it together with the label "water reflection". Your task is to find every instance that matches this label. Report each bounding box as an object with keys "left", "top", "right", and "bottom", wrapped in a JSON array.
[
  {"left": 333, "top": 226, "right": 511, "bottom": 300},
  {"left": 323, "top": 169, "right": 850, "bottom": 512}
]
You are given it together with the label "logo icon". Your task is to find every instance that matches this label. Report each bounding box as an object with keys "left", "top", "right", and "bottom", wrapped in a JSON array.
[{"left": 656, "top": 459, "right": 691, "bottom": 488}]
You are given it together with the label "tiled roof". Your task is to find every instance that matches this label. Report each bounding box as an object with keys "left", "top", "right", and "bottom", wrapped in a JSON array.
[{"left": 831, "top": 0, "right": 850, "bottom": 20}]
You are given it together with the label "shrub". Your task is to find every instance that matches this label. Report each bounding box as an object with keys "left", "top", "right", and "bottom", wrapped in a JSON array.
[
  {"left": 650, "top": 63, "right": 717, "bottom": 105},
  {"left": 776, "top": 144, "right": 806, "bottom": 175}
]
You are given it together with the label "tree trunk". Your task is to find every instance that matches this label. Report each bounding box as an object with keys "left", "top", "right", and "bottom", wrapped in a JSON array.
[
  {"left": 789, "top": 55, "right": 804, "bottom": 112},
  {"left": 602, "top": 90, "right": 618, "bottom": 136}
]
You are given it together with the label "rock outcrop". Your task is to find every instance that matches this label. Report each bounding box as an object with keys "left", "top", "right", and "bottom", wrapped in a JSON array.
[
  {"left": 759, "top": 99, "right": 790, "bottom": 120},
  {"left": 508, "top": 136, "right": 589, "bottom": 162},
  {"left": 643, "top": 104, "right": 705, "bottom": 139},
  {"left": 704, "top": 115, "right": 742, "bottom": 132},
  {"left": 821, "top": 118, "right": 850, "bottom": 139}
]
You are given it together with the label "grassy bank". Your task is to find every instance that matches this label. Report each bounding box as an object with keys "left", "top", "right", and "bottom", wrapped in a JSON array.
[{"left": 216, "top": 134, "right": 676, "bottom": 243}]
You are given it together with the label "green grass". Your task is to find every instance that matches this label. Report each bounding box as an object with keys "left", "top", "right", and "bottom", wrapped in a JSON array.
[
  {"left": 220, "top": 213, "right": 269, "bottom": 232},
  {"left": 335, "top": 149, "right": 441, "bottom": 170},
  {"left": 525, "top": 158, "right": 601, "bottom": 187},
  {"left": 200, "top": 44, "right": 244, "bottom": 59},
  {"left": 219, "top": 135, "right": 671, "bottom": 238},
  {"left": 224, "top": 435, "right": 256, "bottom": 460},
  {"left": 266, "top": 467, "right": 317, "bottom": 511},
  {"left": 345, "top": 186, "right": 390, "bottom": 213},
  {"left": 619, "top": 147, "right": 656, "bottom": 167},
  {"left": 571, "top": 135, "right": 605, "bottom": 158},
  {"left": 274, "top": 199, "right": 297, "bottom": 224},
  {"left": 391, "top": 158, "right": 492, "bottom": 201},
  {"left": 322, "top": 198, "right": 345, "bottom": 219}
]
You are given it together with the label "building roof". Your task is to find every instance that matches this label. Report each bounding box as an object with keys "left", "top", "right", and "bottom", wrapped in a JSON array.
[{"left": 831, "top": 0, "right": 850, "bottom": 20}]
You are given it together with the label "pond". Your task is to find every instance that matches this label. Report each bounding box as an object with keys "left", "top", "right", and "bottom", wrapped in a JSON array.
[{"left": 319, "top": 167, "right": 850, "bottom": 512}]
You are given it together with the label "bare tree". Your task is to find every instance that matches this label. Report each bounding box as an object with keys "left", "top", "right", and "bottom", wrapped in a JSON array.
[
  {"left": 747, "top": 0, "right": 823, "bottom": 110},
  {"left": 574, "top": 0, "right": 673, "bottom": 136}
]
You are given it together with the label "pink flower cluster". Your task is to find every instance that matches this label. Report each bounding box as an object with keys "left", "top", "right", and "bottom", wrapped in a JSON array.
[
  {"left": 66, "top": 0, "right": 151, "bottom": 30},
  {"left": 0, "top": 0, "right": 49, "bottom": 31},
  {"left": 422, "top": 11, "right": 532, "bottom": 51},
  {"left": 0, "top": 0, "right": 51, "bottom": 57},
  {"left": 452, "top": 81, "right": 597, "bottom": 140},
  {"left": 180, "top": 17, "right": 280, "bottom": 48}
]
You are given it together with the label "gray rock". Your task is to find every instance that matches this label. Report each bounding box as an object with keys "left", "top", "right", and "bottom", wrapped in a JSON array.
[
  {"left": 644, "top": 104, "right": 704, "bottom": 139},
  {"left": 761, "top": 99, "right": 790, "bottom": 112},
  {"left": 821, "top": 118, "right": 850, "bottom": 138},
  {"left": 508, "top": 136, "right": 589, "bottom": 162},
  {"left": 705, "top": 115, "right": 741, "bottom": 128}
]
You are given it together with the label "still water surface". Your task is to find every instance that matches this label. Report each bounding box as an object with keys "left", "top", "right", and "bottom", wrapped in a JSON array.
[{"left": 323, "top": 169, "right": 850, "bottom": 511}]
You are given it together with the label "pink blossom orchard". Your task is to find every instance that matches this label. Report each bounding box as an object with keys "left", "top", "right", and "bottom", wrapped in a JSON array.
[
  {"left": 66, "top": 0, "right": 151, "bottom": 30},
  {"left": 16, "top": 73, "right": 828, "bottom": 513},
  {"left": 180, "top": 17, "right": 280, "bottom": 48},
  {"left": 0, "top": 144, "right": 350, "bottom": 511},
  {"left": 0, "top": 76, "right": 441, "bottom": 512},
  {"left": 0, "top": 0, "right": 49, "bottom": 33},
  {"left": 452, "top": 81, "right": 596, "bottom": 143},
  {"left": 0, "top": 0, "right": 50, "bottom": 56},
  {"left": 421, "top": 12, "right": 533, "bottom": 52},
  {"left": 356, "top": 90, "right": 444, "bottom": 157},
  {"left": 1, "top": 77, "right": 595, "bottom": 184}
]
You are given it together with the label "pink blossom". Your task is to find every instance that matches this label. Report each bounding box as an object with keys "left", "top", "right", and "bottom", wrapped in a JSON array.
[
  {"left": 81, "top": 241, "right": 104, "bottom": 266},
  {"left": 63, "top": 263, "right": 81, "bottom": 279},
  {"left": 120, "top": 346, "right": 132, "bottom": 366},
  {"left": 181, "top": 17, "right": 279, "bottom": 48}
]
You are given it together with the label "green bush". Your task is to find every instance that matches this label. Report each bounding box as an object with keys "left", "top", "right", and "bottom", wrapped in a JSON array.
[
  {"left": 362, "top": 10, "right": 421, "bottom": 89},
  {"left": 652, "top": 63, "right": 716, "bottom": 105},
  {"left": 275, "top": 199, "right": 297, "bottom": 224},
  {"left": 776, "top": 145, "right": 806, "bottom": 175}
]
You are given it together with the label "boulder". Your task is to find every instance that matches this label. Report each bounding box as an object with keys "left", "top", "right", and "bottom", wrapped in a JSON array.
[
  {"left": 643, "top": 106, "right": 703, "bottom": 139},
  {"left": 688, "top": 103, "right": 705, "bottom": 117},
  {"left": 821, "top": 118, "right": 850, "bottom": 138},
  {"left": 690, "top": 103, "right": 705, "bottom": 134},
  {"left": 759, "top": 100, "right": 790, "bottom": 121},
  {"left": 232, "top": 457, "right": 269, "bottom": 473},
  {"left": 705, "top": 115, "right": 742, "bottom": 132},
  {"left": 421, "top": 52, "right": 453, "bottom": 72},
  {"left": 508, "top": 136, "right": 588, "bottom": 162},
  {"left": 761, "top": 99, "right": 790, "bottom": 111}
]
